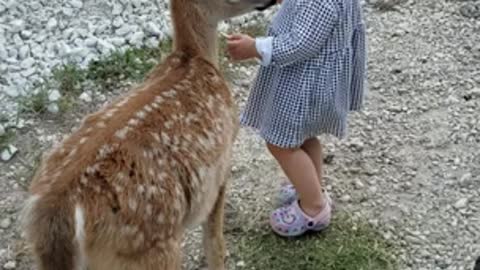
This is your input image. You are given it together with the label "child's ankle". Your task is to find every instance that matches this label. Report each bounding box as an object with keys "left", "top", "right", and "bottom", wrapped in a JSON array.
[{"left": 299, "top": 198, "right": 326, "bottom": 218}]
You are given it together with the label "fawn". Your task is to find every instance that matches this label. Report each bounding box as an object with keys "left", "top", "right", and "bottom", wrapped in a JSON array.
[{"left": 20, "top": 0, "right": 275, "bottom": 269}]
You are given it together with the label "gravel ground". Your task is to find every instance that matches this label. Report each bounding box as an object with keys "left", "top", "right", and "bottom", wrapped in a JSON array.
[{"left": 1, "top": 0, "right": 480, "bottom": 269}]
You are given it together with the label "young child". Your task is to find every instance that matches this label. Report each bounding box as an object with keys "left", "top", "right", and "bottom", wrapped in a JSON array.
[{"left": 226, "top": 0, "right": 367, "bottom": 237}]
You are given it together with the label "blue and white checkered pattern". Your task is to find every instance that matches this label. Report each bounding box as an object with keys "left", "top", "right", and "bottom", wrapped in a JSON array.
[{"left": 240, "top": 0, "right": 367, "bottom": 148}]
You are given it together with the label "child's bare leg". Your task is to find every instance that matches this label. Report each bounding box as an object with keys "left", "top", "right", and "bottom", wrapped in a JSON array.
[
  {"left": 301, "top": 137, "right": 324, "bottom": 186},
  {"left": 267, "top": 143, "right": 325, "bottom": 217}
]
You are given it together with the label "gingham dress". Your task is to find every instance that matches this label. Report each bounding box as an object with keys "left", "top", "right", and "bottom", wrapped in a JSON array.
[{"left": 240, "top": 0, "right": 367, "bottom": 148}]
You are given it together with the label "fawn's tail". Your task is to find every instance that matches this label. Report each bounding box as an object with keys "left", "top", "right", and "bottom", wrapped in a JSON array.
[{"left": 21, "top": 194, "right": 81, "bottom": 270}]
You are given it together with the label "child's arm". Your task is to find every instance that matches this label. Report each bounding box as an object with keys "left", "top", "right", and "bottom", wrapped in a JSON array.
[{"left": 260, "top": 1, "right": 339, "bottom": 68}]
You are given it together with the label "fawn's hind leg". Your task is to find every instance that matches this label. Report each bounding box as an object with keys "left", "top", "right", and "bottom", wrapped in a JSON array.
[{"left": 202, "top": 185, "right": 227, "bottom": 270}]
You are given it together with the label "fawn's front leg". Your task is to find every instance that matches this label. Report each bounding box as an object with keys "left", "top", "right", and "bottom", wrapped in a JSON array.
[{"left": 202, "top": 185, "right": 226, "bottom": 270}]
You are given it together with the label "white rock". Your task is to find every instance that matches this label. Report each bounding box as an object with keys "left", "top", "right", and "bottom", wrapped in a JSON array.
[
  {"left": 18, "top": 45, "right": 30, "bottom": 60},
  {"left": 0, "top": 47, "right": 7, "bottom": 60},
  {"left": 454, "top": 198, "right": 468, "bottom": 209},
  {"left": 236, "top": 261, "right": 246, "bottom": 267},
  {"left": 116, "top": 25, "right": 134, "bottom": 36},
  {"left": 145, "top": 22, "right": 161, "bottom": 36},
  {"left": 84, "top": 37, "right": 98, "bottom": 47},
  {"left": 0, "top": 217, "right": 11, "bottom": 229},
  {"left": 97, "top": 39, "right": 115, "bottom": 54},
  {"left": 113, "top": 16, "right": 124, "bottom": 28},
  {"left": 47, "top": 103, "right": 59, "bottom": 114},
  {"left": 48, "top": 90, "right": 61, "bottom": 102},
  {"left": 71, "top": 0, "right": 83, "bottom": 9},
  {"left": 4, "top": 87, "right": 19, "bottom": 98},
  {"left": 112, "top": 3, "right": 124, "bottom": 15},
  {"left": 10, "top": 19, "right": 25, "bottom": 32},
  {"left": 47, "top": 18, "right": 58, "bottom": 30},
  {"left": 110, "top": 37, "right": 126, "bottom": 46},
  {"left": 468, "top": 88, "right": 480, "bottom": 97},
  {"left": 79, "top": 92, "right": 92, "bottom": 103},
  {"left": 1, "top": 145, "right": 18, "bottom": 162},
  {"left": 3, "top": 261, "right": 16, "bottom": 270},
  {"left": 354, "top": 180, "right": 365, "bottom": 189},
  {"left": 340, "top": 195, "right": 352, "bottom": 203},
  {"left": 21, "top": 68, "right": 36, "bottom": 78},
  {"left": 20, "top": 57, "right": 35, "bottom": 69},
  {"left": 0, "top": 125, "right": 5, "bottom": 137},
  {"left": 20, "top": 30, "right": 32, "bottom": 39},
  {"left": 129, "top": 31, "right": 145, "bottom": 46}
]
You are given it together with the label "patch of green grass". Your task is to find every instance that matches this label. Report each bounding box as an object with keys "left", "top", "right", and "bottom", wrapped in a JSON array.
[
  {"left": 18, "top": 87, "right": 50, "bottom": 114},
  {"left": 86, "top": 46, "right": 163, "bottom": 92},
  {"left": 230, "top": 213, "right": 399, "bottom": 270},
  {"left": 52, "top": 63, "right": 86, "bottom": 95},
  {"left": 0, "top": 129, "right": 16, "bottom": 151}
]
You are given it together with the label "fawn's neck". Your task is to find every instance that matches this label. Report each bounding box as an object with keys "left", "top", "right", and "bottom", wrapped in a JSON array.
[{"left": 170, "top": 0, "right": 219, "bottom": 66}]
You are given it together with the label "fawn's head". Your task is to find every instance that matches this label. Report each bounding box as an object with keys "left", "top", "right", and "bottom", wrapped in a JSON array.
[{"left": 174, "top": 0, "right": 276, "bottom": 23}]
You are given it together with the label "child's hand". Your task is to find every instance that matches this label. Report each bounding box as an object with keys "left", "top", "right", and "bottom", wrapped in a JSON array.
[{"left": 226, "top": 34, "right": 260, "bottom": 61}]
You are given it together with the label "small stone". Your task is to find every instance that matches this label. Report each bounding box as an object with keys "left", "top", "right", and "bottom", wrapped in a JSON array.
[
  {"left": 129, "top": 31, "right": 145, "bottom": 46},
  {"left": 47, "top": 103, "right": 59, "bottom": 114},
  {"left": 145, "top": 22, "right": 161, "bottom": 36},
  {"left": 354, "top": 180, "right": 365, "bottom": 189},
  {"left": 20, "top": 57, "right": 35, "bottom": 69},
  {"left": 20, "top": 30, "right": 32, "bottom": 39},
  {"left": 79, "top": 92, "right": 92, "bottom": 103},
  {"left": 454, "top": 198, "right": 468, "bottom": 209},
  {"left": 18, "top": 45, "right": 30, "bottom": 60},
  {"left": 0, "top": 217, "right": 11, "bottom": 229},
  {"left": 113, "top": 16, "right": 124, "bottom": 28},
  {"left": 1, "top": 145, "right": 18, "bottom": 162},
  {"left": 0, "top": 125, "right": 5, "bottom": 136},
  {"left": 0, "top": 47, "right": 7, "bottom": 60},
  {"left": 3, "top": 261, "right": 16, "bottom": 269},
  {"left": 236, "top": 261, "right": 246, "bottom": 267},
  {"left": 110, "top": 37, "right": 126, "bottom": 46},
  {"left": 47, "top": 18, "right": 58, "bottom": 30},
  {"left": 97, "top": 40, "right": 115, "bottom": 54},
  {"left": 116, "top": 25, "right": 133, "bottom": 36},
  {"left": 71, "top": 0, "right": 83, "bottom": 8},
  {"left": 10, "top": 19, "right": 25, "bottom": 32},
  {"left": 112, "top": 3, "right": 123, "bottom": 15},
  {"left": 85, "top": 37, "right": 98, "bottom": 47},
  {"left": 467, "top": 88, "right": 480, "bottom": 98},
  {"left": 48, "top": 90, "right": 61, "bottom": 102},
  {"left": 340, "top": 195, "right": 352, "bottom": 203}
]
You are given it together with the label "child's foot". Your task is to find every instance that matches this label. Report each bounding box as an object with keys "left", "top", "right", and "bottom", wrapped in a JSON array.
[
  {"left": 278, "top": 183, "right": 334, "bottom": 209},
  {"left": 269, "top": 197, "right": 332, "bottom": 237}
]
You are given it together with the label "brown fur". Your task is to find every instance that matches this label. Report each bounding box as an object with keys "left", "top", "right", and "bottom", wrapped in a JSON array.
[{"left": 20, "top": 0, "right": 272, "bottom": 269}]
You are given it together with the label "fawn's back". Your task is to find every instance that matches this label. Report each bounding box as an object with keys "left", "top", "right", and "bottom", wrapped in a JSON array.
[{"left": 23, "top": 53, "right": 238, "bottom": 269}]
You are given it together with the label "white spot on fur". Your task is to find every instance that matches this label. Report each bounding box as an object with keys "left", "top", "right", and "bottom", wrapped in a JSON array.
[
  {"left": 136, "top": 110, "right": 146, "bottom": 119},
  {"left": 96, "top": 122, "right": 106, "bottom": 128},
  {"left": 74, "top": 206, "right": 87, "bottom": 270},
  {"left": 80, "top": 176, "right": 88, "bottom": 185},
  {"left": 151, "top": 132, "right": 161, "bottom": 142},
  {"left": 128, "top": 198, "right": 138, "bottom": 211},
  {"left": 161, "top": 132, "right": 170, "bottom": 144},
  {"left": 128, "top": 118, "right": 140, "bottom": 126},
  {"left": 162, "top": 89, "right": 176, "bottom": 98},
  {"left": 148, "top": 168, "right": 155, "bottom": 177},
  {"left": 144, "top": 105, "right": 153, "bottom": 112},
  {"left": 156, "top": 213, "right": 165, "bottom": 224},
  {"left": 79, "top": 137, "right": 88, "bottom": 145},
  {"left": 154, "top": 96, "right": 164, "bottom": 104},
  {"left": 137, "top": 185, "right": 145, "bottom": 194},
  {"left": 145, "top": 204, "right": 153, "bottom": 216},
  {"left": 147, "top": 186, "right": 158, "bottom": 199},
  {"left": 115, "top": 127, "right": 130, "bottom": 140},
  {"left": 164, "top": 121, "right": 173, "bottom": 129}
]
